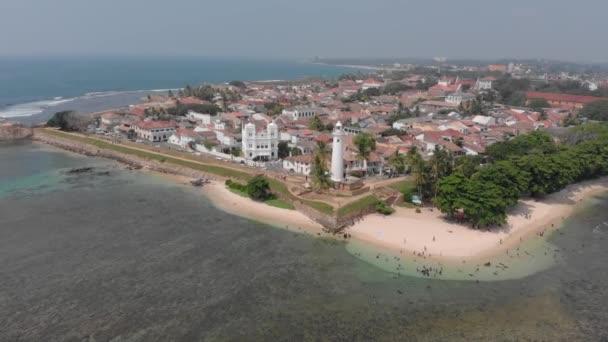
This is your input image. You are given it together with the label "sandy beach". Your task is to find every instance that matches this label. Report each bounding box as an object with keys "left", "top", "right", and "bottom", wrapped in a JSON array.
[
  {"left": 201, "top": 181, "right": 329, "bottom": 237},
  {"left": 347, "top": 178, "right": 608, "bottom": 263},
  {"left": 192, "top": 175, "right": 608, "bottom": 264},
  {"left": 150, "top": 162, "right": 608, "bottom": 265}
]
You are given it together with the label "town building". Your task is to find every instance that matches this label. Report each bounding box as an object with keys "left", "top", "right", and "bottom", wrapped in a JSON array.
[
  {"left": 283, "top": 154, "right": 313, "bottom": 175},
  {"left": 526, "top": 92, "right": 608, "bottom": 110},
  {"left": 168, "top": 129, "right": 203, "bottom": 148},
  {"left": 361, "top": 79, "right": 382, "bottom": 90},
  {"left": 282, "top": 106, "right": 321, "bottom": 120},
  {"left": 446, "top": 92, "right": 476, "bottom": 105},
  {"left": 474, "top": 77, "right": 495, "bottom": 91},
  {"left": 241, "top": 120, "right": 279, "bottom": 161},
  {"left": 132, "top": 121, "right": 177, "bottom": 142}
]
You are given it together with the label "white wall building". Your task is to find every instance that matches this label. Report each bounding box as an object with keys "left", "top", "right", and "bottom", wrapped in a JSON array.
[
  {"left": 242, "top": 120, "right": 279, "bottom": 161},
  {"left": 446, "top": 92, "right": 476, "bottom": 105},
  {"left": 474, "top": 77, "right": 495, "bottom": 91},
  {"left": 168, "top": 129, "right": 199, "bottom": 148},
  {"left": 132, "top": 121, "right": 177, "bottom": 142},
  {"left": 472, "top": 115, "right": 496, "bottom": 126},
  {"left": 186, "top": 111, "right": 212, "bottom": 124},
  {"left": 283, "top": 155, "right": 312, "bottom": 175},
  {"left": 282, "top": 107, "right": 320, "bottom": 120},
  {"left": 100, "top": 113, "right": 122, "bottom": 126}
]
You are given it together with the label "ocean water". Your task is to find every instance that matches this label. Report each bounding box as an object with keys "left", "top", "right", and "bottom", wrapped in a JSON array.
[
  {"left": 2, "top": 142, "right": 608, "bottom": 341},
  {"left": 0, "top": 56, "right": 359, "bottom": 123}
]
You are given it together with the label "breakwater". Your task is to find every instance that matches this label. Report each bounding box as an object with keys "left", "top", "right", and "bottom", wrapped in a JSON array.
[
  {"left": 32, "top": 129, "right": 386, "bottom": 231},
  {"left": 33, "top": 130, "right": 220, "bottom": 182}
]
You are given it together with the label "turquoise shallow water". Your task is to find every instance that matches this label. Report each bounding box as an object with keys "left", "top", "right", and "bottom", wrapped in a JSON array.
[{"left": 2, "top": 142, "right": 608, "bottom": 341}]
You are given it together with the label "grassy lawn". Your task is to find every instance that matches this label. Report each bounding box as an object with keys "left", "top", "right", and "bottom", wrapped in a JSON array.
[
  {"left": 227, "top": 185, "right": 294, "bottom": 210},
  {"left": 266, "top": 178, "right": 334, "bottom": 214},
  {"left": 227, "top": 187, "right": 249, "bottom": 198},
  {"left": 388, "top": 179, "right": 415, "bottom": 194},
  {"left": 44, "top": 129, "right": 252, "bottom": 180},
  {"left": 264, "top": 199, "right": 295, "bottom": 210},
  {"left": 337, "top": 195, "right": 379, "bottom": 216}
]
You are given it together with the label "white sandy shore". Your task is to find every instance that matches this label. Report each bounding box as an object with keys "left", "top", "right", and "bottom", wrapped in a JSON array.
[
  {"left": 160, "top": 170, "right": 608, "bottom": 263},
  {"left": 201, "top": 181, "right": 330, "bottom": 237},
  {"left": 347, "top": 178, "right": 608, "bottom": 262}
]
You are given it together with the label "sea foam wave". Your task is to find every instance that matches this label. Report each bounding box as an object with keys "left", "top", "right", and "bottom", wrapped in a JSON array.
[
  {"left": 0, "top": 88, "right": 177, "bottom": 118},
  {"left": 0, "top": 98, "right": 76, "bottom": 118}
]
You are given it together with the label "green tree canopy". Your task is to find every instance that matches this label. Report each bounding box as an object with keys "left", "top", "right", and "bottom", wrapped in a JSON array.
[
  {"left": 46, "top": 111, "right": 90, "bottom": 131},
  {"left": 353, "top": 132, "right": 377, "bottom": 175},
  {"left": 167, "top": 103, "right": 222, "bottom": 116},
  {"left": 527, "top": 98, "right": 550, "bottom": 112},
  {"left": 309, "top": 142, "right": 331, "bottom": 192},
  {"left": 263, "top": 102, "right": 284, "bottom": 116},
  {"left": 229, "top": 80, "right": 246, "bottom": 89},
  {"left": 580, "top": 100, "right": 608, "bottom": 121},
  {"left": 382, "top": 82, "right": 412, "bottom": 95},
  {"left": 486, "top": 131, "right": 557, "bottom": 161},
  {"left": 435, "top": 173, "right": 509, "bottom": 227},
  {"left": 473, "top": 161, "right": 530, "bottom": 206},
  {"left": 246, "top": 176, "right": 272, "bottom": 201},
  {"left": 308, "top": 115, "right": 325, "bottom": 131},
  {"left": 277, "top": 141, "right": 290, "bottom": 159}
]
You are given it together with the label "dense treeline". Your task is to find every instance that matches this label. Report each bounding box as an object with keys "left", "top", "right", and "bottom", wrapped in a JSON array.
[
  {"left": 177, "top": 84, "right": 240, "bottom": 102},
  {"left": 580, "top": 100, "right": 608, "bottom": 121},
  {"left": 435, "top": 126, "right": 608, "bottom": 228},
  {"left": 167, "top": 103, "right": 222, "bottom": 116},
  {"left": 535, "top": 80, "right": 608, "bottom": 98},
  {"left": 46, "top": 111, "right": 91, "bottom": 131}
]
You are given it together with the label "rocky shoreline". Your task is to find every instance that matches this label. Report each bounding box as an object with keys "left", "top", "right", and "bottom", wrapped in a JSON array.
[
  {"left": 32, "top": 130, "right": 221, "bottom": 182},
  {"left": 31, "top": 129, "right": 384, "bottom": 232},
  {"left": 0, "top": 122, "right": 33, "bottom": 141}
]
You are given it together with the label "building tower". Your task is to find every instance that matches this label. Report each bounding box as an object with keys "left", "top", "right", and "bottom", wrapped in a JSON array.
[
  {"left": 267, "top": 120, "right": 279, "bottom": 159},
  {"left": 331, "top": 121, "right": 345, "bottom": 182}
]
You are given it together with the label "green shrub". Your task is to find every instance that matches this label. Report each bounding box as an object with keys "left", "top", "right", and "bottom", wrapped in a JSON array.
[
  {"left": 376, "top": 202, "right": 395, "bottom": 215},
  {"left": 247, "top": 176, "right": 272, "bottom": 201},
  {"left": 226, "top": 179, "right": 247, "bottom": 193}
]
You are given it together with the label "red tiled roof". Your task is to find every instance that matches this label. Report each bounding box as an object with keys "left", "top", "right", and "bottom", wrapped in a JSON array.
[
  {"left": 133, "top": 121, "right": 177, "bottom": 129},
  {"left": 527, "top": 92, "right": 608, "bottom": 104},
  {"left": 314, "top": 134, "right": 332, "bottom": 143},
  {"left": 179, "top": 97, "right": 209, "bottom": 105},
  {"left": 286, "top": 154, "right": 313, "bottom": 164}
]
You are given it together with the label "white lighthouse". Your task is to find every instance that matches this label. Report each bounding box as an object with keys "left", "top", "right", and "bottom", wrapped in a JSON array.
[{"left": 331, "top": 121, "right": 345, "bottom": 182}]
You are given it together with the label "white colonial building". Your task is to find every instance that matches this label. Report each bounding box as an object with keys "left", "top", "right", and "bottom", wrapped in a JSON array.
[
  {"left": 474, "top": 77, "right": 495, "bottom": 91},
  {"left": 446, "top": 92, "right": 476, "bottom": 105},
  {"left": 132, "top": 121, "right": 177, "bottom": 142},
  {"left": 168, "top": 129, "right": 201, "bottom": 148},
  {"left": 283, "top": 154, "right": 313, "bottom": 175},
  {"left": 242, "top": 120, "right": 279, "bottom": 161},
  {"left": 282, "top": 106, "right": 321, "bottom": 120}
]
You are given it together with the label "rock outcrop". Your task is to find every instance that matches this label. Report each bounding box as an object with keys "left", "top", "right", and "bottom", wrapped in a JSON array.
[{"left": 0, "top": 122, "right": 33, "bottom": 141}]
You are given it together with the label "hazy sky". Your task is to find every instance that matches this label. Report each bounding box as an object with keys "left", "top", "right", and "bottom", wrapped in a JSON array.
[{"left": 1, "top": 0, "right": 606, "bottom": 62}]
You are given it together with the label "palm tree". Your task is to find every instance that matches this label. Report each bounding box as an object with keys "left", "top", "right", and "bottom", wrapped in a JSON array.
[
  {"left": 429, "top": 145, "right": 453, "bottom": 199},
  {"left": 353, "top": 132, "right": 376, "bottom": 176},
  {"left": 388, "top": 150, "right": 406, "bottom": 175},
  {"left": 310, "top": 141, "right": 331, "bottom": 192},
  {"left": 407, "top": 146, "right": 427, "bottom": 200},
  {"left": 315, "top": 141, "right": 330, "bottom": 161}
]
